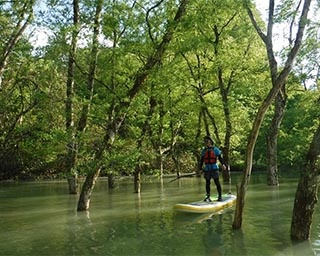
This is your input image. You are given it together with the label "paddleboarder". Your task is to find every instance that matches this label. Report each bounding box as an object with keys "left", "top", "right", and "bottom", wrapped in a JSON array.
[{"left": 199, "top": 136, "right": 227, "bottom": 202}]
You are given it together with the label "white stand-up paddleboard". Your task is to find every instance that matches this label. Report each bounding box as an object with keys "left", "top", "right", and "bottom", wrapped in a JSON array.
[{"left": 174, "top": 194, "right": 236, "bottom": 213}]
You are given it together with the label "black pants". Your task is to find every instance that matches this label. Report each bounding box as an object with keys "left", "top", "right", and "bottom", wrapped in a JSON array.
[{"left": 204, "top": 170, "right": 221, "bottom": 198}]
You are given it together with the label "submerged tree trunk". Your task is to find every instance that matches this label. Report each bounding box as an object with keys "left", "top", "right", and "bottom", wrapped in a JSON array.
[
  {"left": 133, "top": 93, "right": 156, "bottom": 193},
  {"left": 67, "top": 172, "right": 78, "bottom": 194},
  {"left": 108, "top": 173, "right": 115, "bottom": 189},
  {"left": 290, "top": 122, "right": 320, "bottom": 240},
  {"left": 233, "top": 0, "right": 312, "bottom": 229},
  {"left": 77, "top": 167, "right": 102, "bottom": 211},
  {"left": 77, "top": 133, "right": 109, "bottom": 211},
  {"left": 134, "top": 169, "right": 141, "bottom": 194},
  {"left": 172, "top": 153, "right": 181, "bottom": 178},
  {"left": 266, "top": 86, "right": 287, "bottom": 186},
  {"left": 233, "top": 101, "right": 271, "bottom": 228}
]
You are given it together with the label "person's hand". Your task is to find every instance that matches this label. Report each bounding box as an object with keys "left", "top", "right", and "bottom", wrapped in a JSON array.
[{"left": 222, "top": 164, "right": 227, "bottom": 171}]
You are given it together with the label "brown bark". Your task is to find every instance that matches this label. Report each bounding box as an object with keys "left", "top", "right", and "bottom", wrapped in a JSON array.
[
  {"left": 233, "top": 0, "right": 312, "bottom": 229},
  {"left": 266, "top": 86, "right": 287, "bottom": 186},
  {"left": 290, "top": 122, "right": 320, "bottom": 240}
]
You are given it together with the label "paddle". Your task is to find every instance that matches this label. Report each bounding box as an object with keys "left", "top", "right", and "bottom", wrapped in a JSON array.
[{"left": 168, "top": 172, "right": 197, "bottom": 183}]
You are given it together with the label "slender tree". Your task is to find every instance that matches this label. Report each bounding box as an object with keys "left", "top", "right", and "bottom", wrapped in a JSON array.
[
  {"left": 265, "top": 0, "right": 304, "bottom": 186},
  {"left": 233, "top": 0, "right": 312, "bottom": 229},
  {"left": 133, "top": 90, "right": 157, "bottom": 193},
  {"left": 65, "top": 0, "right": 80, "bottom": 194},
  {"left": 62, "top": 0, "right": 102, "bottom": 194},
  {"left": 77, "top": 0, "right": 190, "bottom": 211}
]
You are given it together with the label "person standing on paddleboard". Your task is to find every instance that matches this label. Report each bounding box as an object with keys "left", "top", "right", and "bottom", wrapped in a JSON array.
[{"left": 199, "top": 136, "right": 227, "bottom": 202}]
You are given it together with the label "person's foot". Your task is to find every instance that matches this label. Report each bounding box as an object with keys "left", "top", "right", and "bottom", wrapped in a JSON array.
[
  {"left": 217, "top": 197, "right": 222, "bottom": 201},
  {"left": 203, "top": 195, "right": 212, "bottom": 202}
]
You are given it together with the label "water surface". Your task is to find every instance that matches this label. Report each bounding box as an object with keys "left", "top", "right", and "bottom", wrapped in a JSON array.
[{"left": 0, "top": 173, "right": 319, "bottom": 256}]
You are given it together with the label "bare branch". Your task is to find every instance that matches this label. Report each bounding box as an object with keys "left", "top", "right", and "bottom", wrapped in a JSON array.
[{"left": 146, "top": 0, "right": 166, "bottom": 45}]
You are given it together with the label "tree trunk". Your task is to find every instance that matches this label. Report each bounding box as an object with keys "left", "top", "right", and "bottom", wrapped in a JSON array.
[
  {"left": 65, "top": 140, "right": 79, "bottom": 194},
  {"left": 132, "top": 93, "right": 155, "bottom": 193},
  {"left": 213, "top": 15, "right": 236, "bottom": 183},
  {"left": 172, "top": 153, "right": 181, "bottom": 178},
  {"left": 266, "top": 86, "right": 287, "bottom": 186},
  {"left": 65, "top": 0, "right": 79, "bottom": 194},
  {"left": 77, "top": 134, "right": 108, "bottom": 211},
  {"left": 233, "top": 110, "right": 265, "bottom": 229},
  {"left": 77, "top": 168, "right": 102, "bottom": 211},
  {"left": 67, "top": 174, "right": 78, "bottom": 194},
  {"left": 220, "top": 74, "right": 232, "bottom": 183},
  {"left": 159, "top": 153, "right": 164, "bottom": 178},
  {"left": 181, "top": 53, "right": 222, "bottom": 146},
  {"left": 77, "top": 0, "right": 190, "bottom": 211},
  {"left": 134, "top": 170, "right": 141, "bottom": 194},
  {"left": 233, "top": 0, "right": 312, "bottom": 229},
  {"left": 77, "top": 0, "right": 101, "bottom": 131},
  {"left": 290, "top": 122, "right": 320, "bottom": 240},
  {"left": 107, "top": 173, "right": 115, "bottom": 189},
  {"left": 66, "top": 0, "right": 101, "bottom": 194}
]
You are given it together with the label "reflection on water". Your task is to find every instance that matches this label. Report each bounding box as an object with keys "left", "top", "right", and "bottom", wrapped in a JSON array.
[{"left": 0, "top": 174, "right": 319, "bottom": 256}]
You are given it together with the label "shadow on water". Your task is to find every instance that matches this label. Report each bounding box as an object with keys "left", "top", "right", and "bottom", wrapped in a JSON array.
[{"left": 172, "top": 208, "right": 248, "bottom": 256}]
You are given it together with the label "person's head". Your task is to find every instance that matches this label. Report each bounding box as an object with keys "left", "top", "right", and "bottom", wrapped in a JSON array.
[{"left": 203, "top": 136, "right": 213, "bottom": 147}]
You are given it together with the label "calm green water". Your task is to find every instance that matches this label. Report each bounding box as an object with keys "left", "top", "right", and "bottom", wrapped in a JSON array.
[{"left": 0, "top": 173, "right": 319, "bottom": 256}]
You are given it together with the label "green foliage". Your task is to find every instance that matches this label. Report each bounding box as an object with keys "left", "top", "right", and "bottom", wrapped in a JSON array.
[
  {"left": 278, "top": 89, "right": 319, "bottom": 168},
  {"left": 101, "top": 139, "right": 142, "bottom": 176},
  {"left": 0, "top": 0, "right": 318, "bottom": 180}
]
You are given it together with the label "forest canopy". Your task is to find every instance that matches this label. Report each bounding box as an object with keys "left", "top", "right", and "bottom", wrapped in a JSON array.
[{"left": 0, "top": 0, "right": 319, "bottom": 181}]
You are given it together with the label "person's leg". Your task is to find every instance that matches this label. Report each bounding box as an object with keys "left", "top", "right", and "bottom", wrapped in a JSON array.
[
  {"left": 213, "top": 177, "right": 222, "bottom": 200},
  {"left": 205, "top": 178, "right": 211, "bottom": 196},
  {"left": 204, "top": 171, "right": 211, "bottom": 201}
]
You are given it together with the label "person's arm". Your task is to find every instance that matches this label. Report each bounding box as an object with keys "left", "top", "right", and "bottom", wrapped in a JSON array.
[
  {"left": 215, "top": 147, "right": 227, "bottom": 170},
  {"left": 218, "top": 155, "right": 225, "bottom": 165},
  {"left": 218, "top": 155, "right": 227, "bottom": 171}
]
